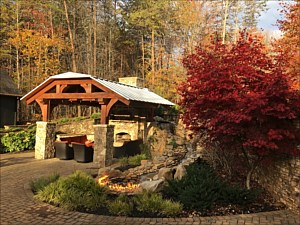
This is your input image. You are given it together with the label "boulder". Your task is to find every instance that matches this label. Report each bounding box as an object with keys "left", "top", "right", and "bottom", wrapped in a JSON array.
[
  {"left": 140, "top": 179, "right": 165, "bottom": 192},
  {"left": 174, "top": 164, "right": 186, "bottom": 180},
  {"left": 158, "top": 167, "right": 174, "bottom": 181}
]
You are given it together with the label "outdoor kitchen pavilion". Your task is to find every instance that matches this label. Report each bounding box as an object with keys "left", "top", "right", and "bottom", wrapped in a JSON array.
[
  {"left": 21, "top": 72, "right": 174, "bottom": 124},
  {"left": 20, "top": 72, "right": 174, "bottom": 164}
]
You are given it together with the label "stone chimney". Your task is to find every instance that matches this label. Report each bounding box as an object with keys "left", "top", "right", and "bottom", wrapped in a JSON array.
[{"left": 118, "top": 77, "right": 144, "bottom": 88}]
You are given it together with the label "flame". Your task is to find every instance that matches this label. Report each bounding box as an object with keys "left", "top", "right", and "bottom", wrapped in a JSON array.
[
  {"left": 98, "top": 175, "right": 109, "bottom": 186},
  {"left": 97, "top": 175, "right": 140, "bottom": 193}
]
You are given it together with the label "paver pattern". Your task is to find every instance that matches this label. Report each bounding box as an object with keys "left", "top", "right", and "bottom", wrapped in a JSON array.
[{"left": 0, "top": 151, "right": 299, "bottom": 225}]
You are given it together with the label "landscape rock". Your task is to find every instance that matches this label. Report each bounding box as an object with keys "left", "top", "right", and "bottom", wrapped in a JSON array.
[
  {"left": 140, "top": 179, "right": 165, "bottom": 192},
  {"left": 174, "top": 164, "right": 187, "bottom": 180},
  {"left": 158, "top": 167, "right": 174, "bottom": 181}
]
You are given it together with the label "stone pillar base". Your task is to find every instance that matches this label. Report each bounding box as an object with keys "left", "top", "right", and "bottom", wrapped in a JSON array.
[
  {"left": 93, "top": 124, "right": 114, "bottom": 167},
  {"left": 35, "top": 121, "right": 56, "bottom": 159}
]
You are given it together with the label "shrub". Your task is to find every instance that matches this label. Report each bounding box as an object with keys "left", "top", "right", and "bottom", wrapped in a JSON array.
[
  {"left": 118, "top": 154, "right": 147, "bottom": 167},
  {"left": 1, "top": 125, "right": 36, "bottom": 153},
  {"left": 140, "top": 142, "right": 152, "bottom": 159},
  {"left": 128, "top": 154, "right": 147, "bottom": 166},
  {"left": 30, "top": 173, "right": 60, "bottom": 194},
  {"left": 118, "top": 157, "right": 129, "bottom": 167},
  {"left": 58, "top": 118, "right": 70, "bottom": 124},
  {"left": 221, "top": 186, "right": 261, "bottom": 206},
  {"left": 90, "top": 112, "right": 101, "bottom": 119},
  {"left": 162, "top": 159, "right": 260, "bottom": 211},
  {"left": 74, "top": 116, "right": 85, "bottom": 122},
  {"left": 108, "top": 194, "right": 133, "bottom": 216},
  {"left": 168, "top": 138, "right": 178, "bottom": 148},
  {"left": 134, "top": 191, "right": 182, "bottom": 217},
  {"left": 35, "top": 171, "right": 108, "bottom": 211}
]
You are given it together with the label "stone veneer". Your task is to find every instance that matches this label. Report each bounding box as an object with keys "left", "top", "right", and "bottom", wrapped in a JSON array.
[
  {"left": 255, "top": 157, "right": 300, "bottom": 212},
  {"left": 118, "top": 77, "right": 143, "bottom": 88},
  {"left": 56, "top": 119, "right": 94, "bottom": 135},
  {"left": 93, "top": 125, "right": 114, "bottom": 167},
  {"left": 35, "top": 122, "right": 56, "bottom": 159}
]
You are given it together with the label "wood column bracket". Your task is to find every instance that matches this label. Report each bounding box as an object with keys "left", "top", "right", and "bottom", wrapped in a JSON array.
[
  {"left": 36, "top": 99, "right": 48, "bottom": 122},
  {"left": 106, "top": 98, "right": 118, "bottom": 117},
  {"left": 80, "top": 83, "right": 92, "bottom": 93},
  {"left": 100, "top": 98, "right": 118, "bottom": 124}
]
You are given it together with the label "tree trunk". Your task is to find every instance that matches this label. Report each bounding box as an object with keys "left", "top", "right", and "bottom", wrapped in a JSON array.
[
  {"left": 222, "top": 0, "right": 229, "bottom": 44},
  {"left": 16, "top": 0, "right": 20, "bottom": 88},
  {"left": 142, "top": 34, "right": 145, "bottom": 87},
  {"left": 151, "top": 28, "right": 155, "bottom": 85},
  {"left": 246, "top": 166, "right": 255, "bottom": 190},
  {"left": 63, "top": 0, "right": 77, "bottom": 72},
  {"left": 93, "top": 0, "right": 97, "bottom": 75}
]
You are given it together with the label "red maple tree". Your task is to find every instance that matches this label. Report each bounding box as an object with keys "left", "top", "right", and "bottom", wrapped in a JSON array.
[{"left": 179, "top": 33, "right": 300, "bottom": 189}]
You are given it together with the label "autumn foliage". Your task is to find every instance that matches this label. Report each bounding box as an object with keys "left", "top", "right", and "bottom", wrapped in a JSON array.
[
  {"left": 275, "top": 1, "right": 300, "bottom": 90},
  {"left": 179, "top": 33, "right": 300, "bottom": 188}
]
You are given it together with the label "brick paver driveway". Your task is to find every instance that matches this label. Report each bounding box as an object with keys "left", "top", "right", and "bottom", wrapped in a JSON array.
[{"left": 0, "top": 151, "right": 299, "bottom": 225}]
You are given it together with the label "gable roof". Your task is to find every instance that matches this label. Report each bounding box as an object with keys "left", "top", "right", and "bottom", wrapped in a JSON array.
[
  {"left": 0, "top": 70, "right": 22, "bottom": 97},
  {"left": 21, "top": 72, "right": 174, "bottom": 106}
]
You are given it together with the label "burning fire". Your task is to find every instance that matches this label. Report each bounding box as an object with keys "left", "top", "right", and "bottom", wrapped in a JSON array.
[{"left": 98, "top": 175, "right": 140, "bottom": 193}]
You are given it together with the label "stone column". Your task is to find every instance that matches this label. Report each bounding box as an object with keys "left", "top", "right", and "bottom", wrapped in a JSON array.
[
  {"left": 93, "top": 124, "right": 114, "bottom": 167},
  {"left": 35, "top": 121, "right": 56, "bottom": 159}
]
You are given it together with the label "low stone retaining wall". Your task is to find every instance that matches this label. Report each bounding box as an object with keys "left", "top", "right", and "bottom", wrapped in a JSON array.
[
  {"left": 255, "top": 157, "right": 300, "bottom": 213},
  {"left": 56, "top": 119, "right": 94, "bottom": 135}
]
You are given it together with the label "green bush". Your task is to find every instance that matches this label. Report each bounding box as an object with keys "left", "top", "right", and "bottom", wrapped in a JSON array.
[
  {"left": 108, "top": 194, "right": 133, "bottom": 216},
  {"left": 30, "top": 174, "right": 60, "bottom": 194},
  {"left": 128, "top": 154, "right": 147, "bottom": 166},
  {"left": 58, "top": 118, "right": 70, "bottom": 124},
  {"left": 134, "top": 191, "right": 183, "bottom": 217},
  {"left": 168, "top": 138, "right": 178, "bottom": 148},
  {"left": 1, "top": 125, "right": 36, "bottom": 153},
  {"left": 118, "top": 157, "right": 129, "bottom": 167},
  {"left": 162, "top": 159, "right": 259, "bottom": 211},
  {"left": 35, "top": 171, "right": 108, "bottom": 211},
  {"left": 118, "top": 154, "right": 147, "bottom": 167},
  {"left": 74, "top": 116, "right": 85, "bottom": 122},
  {"left": 90, "top": 112, "right": 101, "bottom": 119},
  {"left": 140, "top": 142, "right": 152, "bottom": 159},
  {"left": 221, "top": 186, "right": 260, "bottom": 205}
]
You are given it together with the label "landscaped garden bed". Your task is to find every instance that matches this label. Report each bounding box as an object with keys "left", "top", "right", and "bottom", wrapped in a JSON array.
[{"left": 30, "top": 158, "right": 286, "bottom": 218}]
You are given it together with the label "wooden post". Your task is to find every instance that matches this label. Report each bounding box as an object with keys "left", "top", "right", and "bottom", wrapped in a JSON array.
[
  {"left": 36, "top": 99, "right": 48, "bottom": 122},
  {"left": 100, "top": 104, "right": 107, "bottom": 124}
]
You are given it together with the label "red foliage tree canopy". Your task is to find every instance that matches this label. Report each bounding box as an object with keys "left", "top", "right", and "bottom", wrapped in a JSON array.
[{"left": 179, "top": 33, "right": 300, "bottom": 188}]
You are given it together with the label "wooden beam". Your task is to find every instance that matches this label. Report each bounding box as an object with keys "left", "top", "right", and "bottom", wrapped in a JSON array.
[
  {"left": 41, "top": 92, "right": 117, "bottom": 99},
  {"left": 26, "top": 79, "right": 96, "bottom": 104},
  {"left": 25, "top": 77, "right": 130, "bottom": 106}
]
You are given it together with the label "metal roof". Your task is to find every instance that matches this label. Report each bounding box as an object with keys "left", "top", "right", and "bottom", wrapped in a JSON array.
[{"left": 21, "top": 72, "right": 174, "bottom": 106}]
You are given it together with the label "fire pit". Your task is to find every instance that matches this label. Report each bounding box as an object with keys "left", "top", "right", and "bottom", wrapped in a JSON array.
[{"left": 97, "top": 175, "right": 140, "bottom": 194}]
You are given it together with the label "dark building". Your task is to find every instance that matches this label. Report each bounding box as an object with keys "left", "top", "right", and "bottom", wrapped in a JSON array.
[{"left": 0, "top": 71, "right": 22, "bottom": 127}]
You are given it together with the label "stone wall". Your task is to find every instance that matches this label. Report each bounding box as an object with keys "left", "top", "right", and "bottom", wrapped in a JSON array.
[
  {"left": 56, "top": 119, "right": 94, "bottom": 135},
  {"left": 255, "top": 157, "right": 300, "bottom": 212},
  {"left": 109, "top": 119, "right": 154, "bottom": 142}
]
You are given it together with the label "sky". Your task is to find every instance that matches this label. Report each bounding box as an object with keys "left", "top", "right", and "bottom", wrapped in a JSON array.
[{"left": 257, "top": 1, "right": 285, "bottom": 31}]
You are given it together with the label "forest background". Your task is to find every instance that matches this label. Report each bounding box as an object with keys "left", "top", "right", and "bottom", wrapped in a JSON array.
[{"left": 0, "top": 0, "right": 298, "bottom": 122}]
